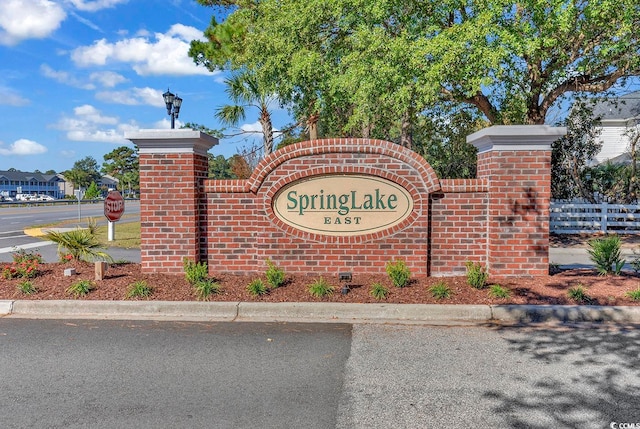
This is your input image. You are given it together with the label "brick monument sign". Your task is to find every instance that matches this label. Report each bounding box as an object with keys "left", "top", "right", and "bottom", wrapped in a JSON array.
[{"left": 128, "top": 125, "right": 565, "bottom": 277}]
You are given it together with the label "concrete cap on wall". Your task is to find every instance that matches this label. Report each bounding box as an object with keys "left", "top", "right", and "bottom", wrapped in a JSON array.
[
  {"left": 467, "top": 125, "right": 567, "bottom": 153},
  {"left": 126, "top": 129, "right": 219, "bottom": 156}
]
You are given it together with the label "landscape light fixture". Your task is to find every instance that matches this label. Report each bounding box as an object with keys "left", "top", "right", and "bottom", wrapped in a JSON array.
[
  {"left": 339, "top": 271, "right": 352, "bottom": 295},
  {"left": 163, "top": 88, "right": 183, "bottom": 129}
]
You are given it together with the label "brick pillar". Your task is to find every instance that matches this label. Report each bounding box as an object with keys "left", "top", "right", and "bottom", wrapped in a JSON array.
[
  {"left": 468, "top": 125, "right": 566, "bottom": 276},
  {"left": 126, "top": 130, "right": 218, "bottom": 273}
]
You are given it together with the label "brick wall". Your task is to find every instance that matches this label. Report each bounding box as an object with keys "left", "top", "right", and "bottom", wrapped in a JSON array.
[
  {"left": 139, "top": 152, "right": 208, "bottom": 272},
  {"left": 202, "top": 138, "right": 440, "bottom": 275},
  {"left": 129, "top": 126, "right": 565, "bottom": 277},
  {"left": 468, "top": 125, "right": 564, "bottom": 276},
  {"left": 477, "top": 150, "right": 551, "bottom": 276},
  {"left": 430, "top": 179, "right": 488, "bottom": 275}
]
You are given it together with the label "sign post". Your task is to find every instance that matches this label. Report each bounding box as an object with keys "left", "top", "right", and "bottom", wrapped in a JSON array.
[
  {"left": 104, "top": 191, "right": 125, "bottom": 241},
  {"left": 74, "top": 188, "right": 85, "bottom": 222}
]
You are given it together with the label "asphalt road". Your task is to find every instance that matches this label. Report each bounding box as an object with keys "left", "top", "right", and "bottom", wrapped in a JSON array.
[
  {"left": 0, "top": 202, "right": 140, "bottom": 263},
  {"left": 0, "top": 320, "right": 638, "bottom": 428}
]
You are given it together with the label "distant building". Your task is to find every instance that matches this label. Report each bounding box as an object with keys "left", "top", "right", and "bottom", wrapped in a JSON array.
[
  {"left": 57, "top": 173, "right": 120, "bottom": 197},
  {"left": 591, "top": 91, "right": 640, "bottom": 164},
  {"left": 0, "top": 170, "right": 65, "bottom": 199},
  {"left": 99, "top": 175, "right": 119, "bottom": 191}
]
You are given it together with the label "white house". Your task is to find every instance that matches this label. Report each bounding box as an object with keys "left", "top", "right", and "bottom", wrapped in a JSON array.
[{"left": 591, "top": 91, "right": 640, "bottom": 164}]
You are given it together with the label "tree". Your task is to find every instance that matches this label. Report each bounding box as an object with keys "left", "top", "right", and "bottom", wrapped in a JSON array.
[
  {"left": 192, "top": 0, "right": 640, "bottom": 137},
  {"left": 414, "top": 107, "right": 485, "bottom": 179},
  {"left": 551, "top": 99, "right": 603, "bottom": 201},
  {"left": 229, "top": 154, "right": 251, "bottom": 179},
  {"left": 208, "top": 154, "right": 235, "bottom": 179},
  {"left": 215, "top": 71, "right": 277, "bottom": 157},
  {"left": 182, "top": 123, "right": 224, "bottom": 139},
  {"left": 84, "top": 182, "right": 101, "bottom": 200},
  {"left": 44, "top": 169, "right": 56, "bottom": 175},
  {"left": 63, "top": 156, "right": 101, "bottom": 189},
  {"left": 623, "top": 126, "right": 640, "bottom": 204},
  {"left": 102, "top": 147, "right": 138, "bottom": 195}
]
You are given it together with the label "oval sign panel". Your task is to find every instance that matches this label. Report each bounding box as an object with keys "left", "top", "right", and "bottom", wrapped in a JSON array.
[{"left": 273, "top": 174, "right": 414, "bottom": 236}]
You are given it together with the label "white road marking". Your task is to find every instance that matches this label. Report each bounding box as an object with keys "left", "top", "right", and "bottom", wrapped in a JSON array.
[
  {"left": 0, "top": 241, "right": 54, "bottom": 254},
  {"left": 0, "top": 235, "right": 27, "bottom": 241}
]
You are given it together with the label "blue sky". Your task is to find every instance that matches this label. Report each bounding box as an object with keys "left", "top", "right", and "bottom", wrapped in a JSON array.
[{"left": 0, "top": 0, "right": 288, "bottom": 173}]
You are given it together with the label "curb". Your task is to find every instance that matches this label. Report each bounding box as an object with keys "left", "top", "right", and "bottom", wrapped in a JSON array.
[
  {"left": 2, "top": 300, "right": 240, "bottom": 322},
  {"left": 2, "top": 300, "right": 640, "bottom": 324},
  {"left": 235, "top": 302, "right": 491, "bottom": 323},
  {"left": 491, "top": 304, "right": 640, "bottom": 324}
]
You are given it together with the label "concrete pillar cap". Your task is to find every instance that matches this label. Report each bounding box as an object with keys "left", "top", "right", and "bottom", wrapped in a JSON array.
[{"left": 467, "top": 125, "right": 567, "bottom": 153}]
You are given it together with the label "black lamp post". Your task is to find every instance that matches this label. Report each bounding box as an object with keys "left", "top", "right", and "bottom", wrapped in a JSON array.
[{"left": 162, "top": 88, "right": 182, "bottom": 129}]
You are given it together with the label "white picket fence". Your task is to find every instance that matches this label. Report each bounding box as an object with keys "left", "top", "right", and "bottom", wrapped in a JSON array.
[{"left": 550, "top": 202, "right": 640, "bottom": 234}]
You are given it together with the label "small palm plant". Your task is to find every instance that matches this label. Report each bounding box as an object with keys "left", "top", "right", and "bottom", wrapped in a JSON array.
[
  {"left": 45, "top": 225, "right": 113, "bottom": 262},
  {"left": 588, "top": 236, "right": 625, "bottom": 275}
]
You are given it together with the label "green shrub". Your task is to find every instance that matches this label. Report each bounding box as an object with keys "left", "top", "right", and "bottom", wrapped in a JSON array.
[
  {"left": 567, "top": 285, "right": 591, "bottom": 304},
  {"left": 308, "top": 277, "right": 334, "bottom": 298},
  {"left": 17, "top": 280, "right": 37, "bottom": 295},
  {"left": 247, "top": 279, "right": 268, "bottom": 297},
  {"left": 465, "top": 261, "right": 488, "bottom": 289},
  {"left": 265, "top": 260, "right": 285, "bottom": 288},
  {"left": 66, "top": 279, "right": 94, "bottom": 297},
  {"left": 488, "top": 284, "right": 511, "bottom": 299},
  {"left": 194, "top": 278, "right": 221, "bottom": 301},
  {"left": 45, "top": 223, "right": 112, "bottom": 263},
  {"left": 183, "top": 258, "right": 209, "bottom": 285},
  {"left": 588, "top": 236, "right": 624, "bottom": 275},
  {"left": 385, "top": 259, "right": 411, "bottom": 288},
  {"left": 370, "top": 282, "right": 389, "bottom": 300},
  {"left": 125, "top": 280, "right": 153, "bottom": 299},
  {"left": 429, "top": 281, "right": 452, "bottom": 300},
  {"left": 625, "top": 287, "right": 640, "bottom": 301}
]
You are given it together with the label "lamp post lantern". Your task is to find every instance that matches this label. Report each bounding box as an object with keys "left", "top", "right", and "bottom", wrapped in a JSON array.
[{"left": 162, "top": 88, "right": 183, "bottom": 129}]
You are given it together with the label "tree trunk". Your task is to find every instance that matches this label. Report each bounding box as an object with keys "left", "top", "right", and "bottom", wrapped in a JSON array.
[
  {"left": 307, "top": 113, "right": 319, "bottom": 140},
  {"left": 627, "top": 132, "right": 639, "bottom": 204},
  {"left": 260, "top": 106, "right": 274, "bottom": 157},
  {"left": 400, "top": 109, "right": 413, "bottom": 149}
]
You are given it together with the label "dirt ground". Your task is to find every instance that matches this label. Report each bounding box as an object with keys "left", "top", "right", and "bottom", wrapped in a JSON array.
[
  {"left": 1, "top": 259, "right": 639, "bottom": 306},
  {"left": 2, "top": 234, "right": 640, "bottom": 306}
]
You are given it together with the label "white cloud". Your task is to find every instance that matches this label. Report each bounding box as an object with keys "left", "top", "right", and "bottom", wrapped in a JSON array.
[
  {"left": 54, "top": 104, "right": 139, "bottom": 143},
  {"left": 74, "top": 104, "right": 119, "bottom": 124},
  {"left": 69, "top": 11, "right": 102, "bottom": 32},
  {"left": 95, "top": 87, "right": 165, "bottom": 107},
  {"left": 153, "top": 117, "right": 184, "bottom": 129},
  {"left": 71, "top": 24, "right": 214, "bottom": 76},
  {"left": 0, "top": 139, "right": 48, "bottom": 156},
  {"left": 0, "top": 0, "right": 66, "bottom": 45},
  {"left": 240, "top": 121, "right": 264, "bottom": 134},
  {"left": 240, "top": 121, "right": 282, "bottom": 139},
  {"left": 0, "top": 86, "right": 29, "bottom": 106},
  {"left": 89, "top": 71, "right": 127, "bottom": 87},
  {"left": 40, "top": 64, "right": 96, "bottom": 90},
  {"left": 60, "top": 150, "right": 76, "bottom": 158},
  {"left": 66, "top": 0, "right": 129, "bottom": 12},
  {"left": 41, "top": 65, "right": 127, "bottom": 89}
]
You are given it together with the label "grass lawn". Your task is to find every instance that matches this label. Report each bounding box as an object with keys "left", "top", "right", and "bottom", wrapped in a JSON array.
[{"left": 95, "top": 221, "right": 140, "bottom": 248}]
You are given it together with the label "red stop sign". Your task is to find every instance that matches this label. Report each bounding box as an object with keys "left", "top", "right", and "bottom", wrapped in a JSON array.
[{"left": 104, "top": 191, "right": 125, "bottom": 222}]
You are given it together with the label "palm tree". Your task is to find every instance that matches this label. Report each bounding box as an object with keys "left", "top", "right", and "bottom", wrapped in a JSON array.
[{"left": 216, "top": 71, "right": 276, "bottom": 157}]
